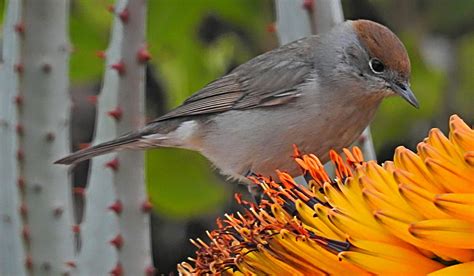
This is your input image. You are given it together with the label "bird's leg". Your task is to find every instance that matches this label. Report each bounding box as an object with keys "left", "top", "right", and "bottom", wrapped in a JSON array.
[{"left": 244, "top": 170, "right": 263, "bottom": 204}]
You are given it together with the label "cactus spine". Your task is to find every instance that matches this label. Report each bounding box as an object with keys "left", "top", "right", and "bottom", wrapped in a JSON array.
[
  {"left": 0, "top": 1, "right": 26, "bottom": 274},
  {"left": 77, "top": 0, "right": 152, "bottom": 274}
]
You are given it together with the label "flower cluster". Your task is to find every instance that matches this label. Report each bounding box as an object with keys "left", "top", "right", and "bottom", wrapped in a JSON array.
[{"left": 178, "top": 115, "right": 474, "bottom": 275}]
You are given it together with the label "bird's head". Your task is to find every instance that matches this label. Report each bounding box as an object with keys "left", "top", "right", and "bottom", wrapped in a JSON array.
[{"left": 343, "top": 20, "right": 419, "bottom": 108}]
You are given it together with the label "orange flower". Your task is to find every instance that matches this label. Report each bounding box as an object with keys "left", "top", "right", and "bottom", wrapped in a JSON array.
[{"left": 178, "top": 115, "right": 474, "bottom": 275}]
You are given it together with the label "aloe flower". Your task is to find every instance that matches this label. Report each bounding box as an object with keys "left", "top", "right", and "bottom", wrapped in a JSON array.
[{"left": 178, "top": 115, "right": 474, "bottom": 275}]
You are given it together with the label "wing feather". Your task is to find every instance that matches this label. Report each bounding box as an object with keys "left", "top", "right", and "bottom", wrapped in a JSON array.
[{"left": 156, "top": 36, "right": 317, "bottom": 122}]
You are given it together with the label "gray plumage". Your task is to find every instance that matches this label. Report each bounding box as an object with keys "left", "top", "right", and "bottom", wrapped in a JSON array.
[{"left": 56, "top": 20, "right": 417, "bottom": 183}]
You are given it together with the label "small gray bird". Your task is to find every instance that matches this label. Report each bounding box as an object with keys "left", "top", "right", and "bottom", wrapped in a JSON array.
[{"left": 56, "top": 19, "right": 418, "bottom": 184}]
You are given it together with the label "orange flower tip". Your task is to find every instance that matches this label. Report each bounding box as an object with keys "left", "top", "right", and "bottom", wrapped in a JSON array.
[
  {"left": 72, "top": 224, "right": 80, "bottom": 233},
  {"left": 65, "top": 261, "right": 76, "bottom": 268},
  {"left": 137, "top": 47, "right": 151, "bottom": 63},
  {"left": 105, "top": 158, "right": 120, "bottom": 171},
  {"left": 110, "top": 234, "right": 124, "bottom": 249},
  {"left": 95, "top": 50, "right": 106, "bottom": 59},
  {"left": 292, "top": 144, "right": 301, "bottom": 158},
  {"left": 302, "top": 0, "right": 314, "bottom": 11},
  {"left": 118, "top": 8, "right": 129, "bottom": 23},
  {"left": 141, "top": 200, "right": 153, "bottom": 213},
  {"left": 108, "top": 200, "right": 123, "bottom": 214},
  {"left": 110, "top": 263, "right": 123, "bottom": 276},
  {"left": 107, "top": 107, "right": 123, "bottom": 121},
  {"left": 110, "top": 62, "right": 125, "bottom": 75}
]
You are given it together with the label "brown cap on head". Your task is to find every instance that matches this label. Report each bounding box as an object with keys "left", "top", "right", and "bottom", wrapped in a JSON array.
[{"left": 353, "top": 20, "right": 410, "bottom": 79}]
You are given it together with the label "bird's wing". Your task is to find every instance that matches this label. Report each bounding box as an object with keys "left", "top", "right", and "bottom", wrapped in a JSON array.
[{"left": 156, "top": 36, "right": 317, "bottom": 122}]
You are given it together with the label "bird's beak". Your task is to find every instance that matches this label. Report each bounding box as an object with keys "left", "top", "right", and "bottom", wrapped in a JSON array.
[{"left": 392, "top": 81, "right": 419, "bottom": 109}]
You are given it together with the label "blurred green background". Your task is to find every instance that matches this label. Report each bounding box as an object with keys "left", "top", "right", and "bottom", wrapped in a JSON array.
[{"left": 1, "top": 0, "right": 473, "bottom": 273}]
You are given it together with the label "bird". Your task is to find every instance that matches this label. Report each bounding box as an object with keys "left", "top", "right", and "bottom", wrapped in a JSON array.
[{"left": 56, "top": 19, "right": 418, "bottom": 186}]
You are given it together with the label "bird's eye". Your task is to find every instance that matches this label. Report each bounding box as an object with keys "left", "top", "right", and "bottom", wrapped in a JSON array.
[{"left": 369, "top": 58, "right": 385, "bottom": 74}]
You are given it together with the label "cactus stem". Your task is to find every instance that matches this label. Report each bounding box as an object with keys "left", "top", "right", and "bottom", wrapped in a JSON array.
[
  {"left": 16, "top": 124, "right": 24, "bottom": 136},
  {"left": 52, "top": 207, "right": 64, "bottom": 218},
  {"left": 41, "top": 63, "right": 52, "bottom": 73},
  {"left": 17, "top": 149, "right": 25, "bottom": 161},
  {"left": 302, "top": 0, "right": 314, "bottom": 11},
  {"left": 109, "top": 263, "right": 123, "bottom": 276},
  {"left": 71, "top": 224, "right": 80, "bottom": 234},
  {"left": 96, "top": 50, "right": 106, "bottom": 60},
  {"left": 141, "top": 200, "right": 153, "bottom": 213},
  {"left": 32, "top": 183, "right": 42, "bottom": 194},
  {"left": 41, "top": 262, "right": 51, "bottom": 272},
  {"left": 109, "top": 234, "right": 124, "bottom": 249},
  {"left": 137, "top": 46, "right": 151, "bottom": 63},
  {"left": 25, "top": 255, "right": 33, "bottom": 270},
  {"left": 107, "top": 107, "right": 123, "bottom": 121},
  {"left": 118, "top": 8, "right": 129, "bottom": 23},
  {"left": 45, "top": 132, "right": 55, "bottom": 142},
  {"left": 105, "top": 157, "right": 120, "bottom": 171},
  {"left": 14, "top": 21, "right": 25, "bottom": 34},
  {"left": 110, "top": 61, "right": 125, "bottom": 75},
  {"left": 108, "top": 200, "right": 123, "bottom": 215},
  {"left": 14, "top": 63, "right": 24, "bottom": 74}
]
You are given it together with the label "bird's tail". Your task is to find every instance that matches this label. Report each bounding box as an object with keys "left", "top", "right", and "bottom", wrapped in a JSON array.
[{"left": 55, "top": 133, "right": 142, "bottom": 165}]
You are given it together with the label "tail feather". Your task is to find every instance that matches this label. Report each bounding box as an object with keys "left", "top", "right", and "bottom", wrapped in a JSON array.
[{"left": 55, "top": 133, "right": 141, "bottom": 165}]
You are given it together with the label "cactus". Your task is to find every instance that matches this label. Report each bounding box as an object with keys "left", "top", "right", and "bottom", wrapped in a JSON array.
[
  {"left": 0, "top": 1, "right": 26, "bottom": 275},
  {"left": 77, "top": 1, "right": 152, "bottom": 274},
  {"left": 15, "top": 0, "right": 75, "bottom": 275},
  {"left": 275, "top": 0, "right": 377, "bottom": 162}
]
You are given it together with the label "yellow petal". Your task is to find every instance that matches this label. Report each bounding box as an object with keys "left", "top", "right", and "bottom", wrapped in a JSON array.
[
  {"left": 425, "top": 158, "right": 474, "bottom": 193},
  {"left": 428, "top": 261, "right": 474, "bottom": 276},
  {"left": 409, "top": 219, "right": 474, "bottom": 249},
  {"left": 374, "top": 210, "right": 474, "bottom": 262},
  {"left": 398, "top": 182, "right": 451, "bottom": 219},
  {"left": 449, "top": 114, "right": 474, "bottom": 152},
  {"left": 346, "top": 237, "right": 444, "bottom": 274},
  {"left": 394, "top": 146, "right": 444, "bottom": 192},
  {"left": 434, "top": 193, "right": 474, "bottom": 222}
]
